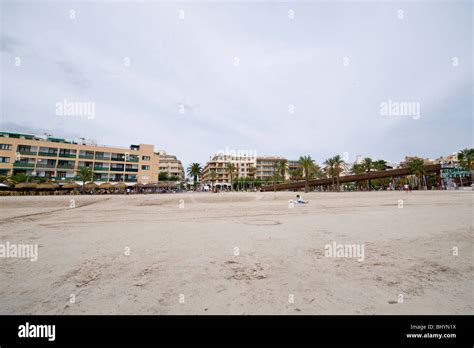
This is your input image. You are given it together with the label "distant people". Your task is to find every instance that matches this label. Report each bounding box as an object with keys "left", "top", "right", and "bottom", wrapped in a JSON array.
[{"left": 295, "top": 194, "right": 308, "bottom": 204}]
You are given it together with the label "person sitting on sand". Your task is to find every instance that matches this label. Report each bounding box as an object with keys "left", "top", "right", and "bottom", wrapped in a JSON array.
[{"left": 295, "top": 194, "right": 308, "bottom": 204}]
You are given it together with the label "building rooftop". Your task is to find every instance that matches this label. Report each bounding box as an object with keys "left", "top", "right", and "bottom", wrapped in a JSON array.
[{"left": 0, "top": 131, "right": 146, "bottom": 151}]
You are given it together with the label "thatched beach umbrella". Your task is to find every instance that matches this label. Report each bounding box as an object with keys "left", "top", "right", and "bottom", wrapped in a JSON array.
[
  {"left": 114, "top": 182, "right": 128, "bottom": 189},
  {"left": 99, "top": 182, "right": 114, "bottom": 189},
  {"left": 144, "top": 183, "right": 157, "bottom": 188},
  {"left": 84, "top": 182, "right": 98, "bottom": 190},
  {"left": 15, "top": 183, "right": 37, "bottom": 190},
  {"left": 157, "top": 181, "right": 177, "bottom": 188},
  {"left": 62, "top": 182, "right": 80, "bottom": 189},
  {"left": 36, "top": 183, "right": 59, "bottom": 190},
  {"left": 133, "top": 183, "right": 144, "bottom": 188}
]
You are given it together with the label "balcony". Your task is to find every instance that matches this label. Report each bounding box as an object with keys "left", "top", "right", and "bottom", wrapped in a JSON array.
[
  {"left": 13, "top": 162, "right": 35, "bottom": 168},
  {"left": 38, "top": 152, "right": 57, "bottom": 157},
  {"left": 125, "top": 178, "right": 137, "bottom": 182},
  {"left": 94, "top": 166, "right": 110, "bottom": 171},
  {"left": 95, "top": 156, "right": 111, "bottom": 161},
  {"left": 125, "top": 168, "right": 138, "bottom": 172},
  {"left": 36, "top": 163, "right": 56, "bottom": 168},
  {"left": 110, "top": 167, "right": 124, "bottom": 172},
  {"left": 111, "top": 157, "right": 125, "bottom": 162},
  {"left": 94, "top": 177, "right": 109, "bottom": 181},
  {"left": 18, "top": 151, "right": 37, "bottom": 156},
  {"left": 57, "top": 164, "right": 75, "bottom": 169},
  {"left": 59, "top": 153, "right": 77, "bottom": 158},
  {"left": 126, "top": 158, "right": 139, "bottom": 163},
  {"left": 54, "top": 176, "right": 79, "bottom": 181},
  {"left": 79, "top": 154, "right": 94, "bottom": 159}
]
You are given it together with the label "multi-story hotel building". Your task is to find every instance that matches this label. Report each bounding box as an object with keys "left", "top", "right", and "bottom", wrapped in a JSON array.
[
  {"left": 435, "top": 153, "right": 459, "bottom": 166},
  {"left": 201, "top": 153, "right": 256, "bottom": 186},
  {"left": 287, "top": 159, "right": 302, "bottom": 179},
  {"left": 0, "top": 131, "right": 182, "bottom": 184},
  {"left": 201, "top": 153, "right": 296, "bottom": 185},
  {"left": 398, "top": 156, "right": 436, "bottom": 168},
  {"left": 255, "top": 156, "right": 287, "bottom": 180},
  {"left": 156, "top": 150, "right": 185, "bottom": 179}
]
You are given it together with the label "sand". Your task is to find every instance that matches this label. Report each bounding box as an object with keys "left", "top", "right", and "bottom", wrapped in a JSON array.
[{"left": 0, "top": 191, "right": 472, "bottom": 314}]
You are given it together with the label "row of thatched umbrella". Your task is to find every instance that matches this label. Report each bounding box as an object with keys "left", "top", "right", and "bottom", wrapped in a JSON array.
[
  {"left": 14, "top": 182, "right": 131, "bottom": 190},
  {"left": 11, "top": 181, "right": 178, "bottom": 190}
]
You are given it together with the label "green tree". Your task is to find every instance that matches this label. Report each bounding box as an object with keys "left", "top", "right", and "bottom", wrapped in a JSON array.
[
  {"left": 408, "top": 158, "right": 426, "bottom": 189},
  {"left": 332, "top": 155, "right": 346, "bottom": 191},
  {"left": 225, "top": 163, "right": 237, "bottom": 191},
  {"left": 11, "top": 173, "right": 30, "bottom": 184},
  {"left": 458, "top": 148, "right": 474, "bottom": 170},
  {"left": 158, "top": 171, "right": 169, "bottom": 181},
  {"left": 187, "top": 163, "right": 202, "bottom": 188},
  {"left": 77, "top": 167, "right": 93, "bottom": 192},
  {"left": 350, "top": 163, "right": 365, "bottom": 190},
  {"left": 248, "top": 165, "right": 256, "bottom": 189},
  {"left": 351, "top": 163, "right": 365, "bottom": 175},
  {"left": 289, "top": 168, "right": 303, "bottom": 181},
  {"left": 458, "top": 148, "right": 474, "bottom": 186},
  {"left": 362, "top": 157, "right": 373, "bottom": 190},
  {"left": 271, "top": 163, "right": 281, "bottom": 192},
  {"left": 208, "top": 170, "right": 217, "bottom": 187},
  {"left": 299, "top": 155, "right": 315, "bottom": 193},
  {"left": 278, "top": 160, "right": 288, "bottom": 183},
  {"left": 323, "top": 157, "right": 336, "bottom": 191},
  {"left": 373, "top": 160, "right": 388, "bottom": 171}
]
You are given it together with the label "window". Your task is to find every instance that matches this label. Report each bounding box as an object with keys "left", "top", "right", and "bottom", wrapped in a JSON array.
[
  {"left": 0, "top": 144, "right": 12, "bottom": 150},
  {"left": 142, "top": 155, "right": 151, "bottom": 161},
  {"left": 0, "top": 157, "right": 10, "bottom": 163},
  {"left": 141, "top": 165, "right": 150, "bottom": 170}
]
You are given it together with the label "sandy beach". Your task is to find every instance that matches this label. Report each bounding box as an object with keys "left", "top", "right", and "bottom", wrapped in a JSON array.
[{"left": 0, "top": 191, "right": 472, "bottom": 315}]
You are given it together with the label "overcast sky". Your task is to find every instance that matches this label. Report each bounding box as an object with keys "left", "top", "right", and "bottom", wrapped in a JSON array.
[{"left": 1, "top": 0, "right": 472, "bottom": 169}]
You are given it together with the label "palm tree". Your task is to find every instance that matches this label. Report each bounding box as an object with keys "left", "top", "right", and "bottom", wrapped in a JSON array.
[
  {"left": 248, "top": 165, "right": 256, "bottom": 189},
  {"left": 299, "top": 155, "right": 315, "bottom": 193},
  {"left": 332, "top": 155, "right": 346, "bottom": 191},
  {"left": 271, "top": 163, "right": 281, "bottom": 192},
  {"left": 0, "top": 174, "right": 27, "bottom": 186},
  {"left": 278, "top": 160, "right": 288, "bottom": 183},
  {"left": 362, "top": 157, "right": 373, "bottom": 190},
  {"left": 372, "top": 160, "right": 389, "bottom": 189},
  {"left": 187, "top": 163, "right": 202, "bottom": 189},
  {"left": 458, "top": 148, "right": 474, "bottom": 186},
  {"left": 458, "top": 148, "right": 474, "bottom": 170},
  {"left": 351, "top": 163, "right": 365, "bottom": 175},
  {"left": 323, "top": 157, "right": 336, "bottom": 191},
  {"left": 12, "top": 173, "right": 30, "bottom": 184},
  {"left": 373, "top": 160, "right": 388, "bottom": 171},
  {"left": 208, "top": 170, "right": 217, "bottom": 188},
  {"left": 77, "top": 167, "right": 93, "bottom": 192},
  {"left": 226, "top": 163, "right": 237, "bottom": 191},
  {"left": 289, "top": 168, "right": 303, "bottom": 182},
  {"left": 350, "top": 163, "right": 365, "bottom": 191},
  {"left": 408, "top": 158, "right": 426, "bottom": 189}
]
